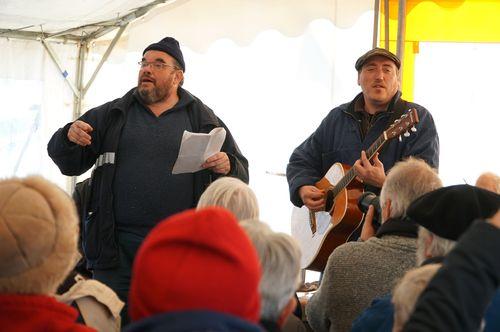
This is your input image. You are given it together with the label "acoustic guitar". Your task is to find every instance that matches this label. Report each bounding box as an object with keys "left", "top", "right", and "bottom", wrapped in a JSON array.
[{"left": 291, "top": 109, "right": 420, "bottom": 271}]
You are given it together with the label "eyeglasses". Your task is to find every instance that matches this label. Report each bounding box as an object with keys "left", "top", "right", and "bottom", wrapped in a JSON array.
[{"left": 138, "top": 61, "right": 178, "bottom": 71}]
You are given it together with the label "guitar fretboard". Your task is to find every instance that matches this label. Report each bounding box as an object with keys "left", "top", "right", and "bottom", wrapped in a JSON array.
[{"left": 329, "top": 134, "right": 386, "bottom": 197}]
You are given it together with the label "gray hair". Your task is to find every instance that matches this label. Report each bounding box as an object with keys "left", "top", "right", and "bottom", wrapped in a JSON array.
[
  {"left": 240, "top": 219, "right": 302, "bottom": 322},
  {"left": 392, "top": 264, "right": 441, "bottom": 332},
  {"left": 380, "top": 157, "right": 442, "bottom": 219},
  {"left": 416, "top": 227, "right": 456, "bottom": 265},
  {"left": 197, "top": 177, "right": 259, "bottom": 221}
]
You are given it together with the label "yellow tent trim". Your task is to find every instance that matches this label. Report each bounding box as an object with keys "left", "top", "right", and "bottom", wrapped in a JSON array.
[{"left": 379, "top": 0, "right": 500, "bottom": 100}]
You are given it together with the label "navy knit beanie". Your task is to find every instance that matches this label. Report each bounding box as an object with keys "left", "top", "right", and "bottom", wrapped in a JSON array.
[{"left": 143, "top": 37, "right": 185, "bottom": 72}]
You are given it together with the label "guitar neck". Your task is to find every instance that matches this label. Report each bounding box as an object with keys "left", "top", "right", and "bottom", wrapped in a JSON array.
[{"left": 330, "top": 134, "right": 387, "bottom": 197}]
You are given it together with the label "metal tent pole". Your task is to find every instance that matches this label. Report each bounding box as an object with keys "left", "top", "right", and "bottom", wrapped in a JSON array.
[
  {"left": 396, "top": 0, "right": 407, "bottom": 75},
  {"left": 373, "top": 0, "right": 380, "bottom": 48},
  {"left": 384, "top": 0, "right": 389, "bottom": 50},
  {"left": 83, "top": 24, "right": 128, "bottom": 96}
]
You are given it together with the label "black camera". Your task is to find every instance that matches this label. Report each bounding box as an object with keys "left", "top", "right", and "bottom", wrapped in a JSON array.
[{"left": 357, "top": 191, "right": 382, "bottom": 225}]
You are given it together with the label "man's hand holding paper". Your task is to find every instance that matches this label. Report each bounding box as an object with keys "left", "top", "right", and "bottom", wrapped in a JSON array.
[
  {"left": 202, "top": 152, "right": 230, "bottom": 174},
  {"left": 172, "top": 127, "right": 228, "bottom": 174}
]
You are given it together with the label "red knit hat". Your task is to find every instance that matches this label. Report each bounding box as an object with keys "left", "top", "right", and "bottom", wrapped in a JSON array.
[{"left": 129, "top": 207, "right": 261, "bottom": 323}]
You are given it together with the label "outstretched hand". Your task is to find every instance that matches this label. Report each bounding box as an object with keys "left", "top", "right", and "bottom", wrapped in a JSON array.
[{"left": 67, "top": 120, "right": 93, "bottom": 146}]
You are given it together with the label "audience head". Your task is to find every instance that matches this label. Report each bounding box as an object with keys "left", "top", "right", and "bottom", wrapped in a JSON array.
[
  {"left": 240, "top": 219, "right": 302, "bottom": 325},
  {"left": 408, "top": 184, "right": 500, "bottom": 241},
  {"left": 476, "top": 172, "right": 500, "bottom": 194},
  {"left": 392, "top": 264, "right": 441, "bottom": 332},
  {"left": 197, "top": 176, "right": 259, "bottom": 221},
  {"left": 0, "top": 176, "right": 78, "bottom": 295},
  {"left": 129, "top": 207, "right": 261, "bottom": 323},
  {"left": 415, "top": 228, "right": 455, "bottom": 265},
  {"left": 380, "top": 157, "right": 442, "bottom": 222},
  {"left": 409, "top": 184, "right": 500, "bottom": 264}
]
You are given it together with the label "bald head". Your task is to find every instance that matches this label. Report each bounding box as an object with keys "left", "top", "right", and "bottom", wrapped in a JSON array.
[{"left": 476, "top": 172, "right": 500, "bottom": 194}]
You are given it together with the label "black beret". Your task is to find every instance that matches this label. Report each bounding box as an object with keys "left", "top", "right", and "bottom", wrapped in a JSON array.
[
  {"left": 143, "top": 37, "right": 185, "bottom": 72},
  {"left": 355, "top": 47, "right": 401, "bottom": 71},
  {"left": 407, "top": 184, "right": 500, "bottom": 240}
]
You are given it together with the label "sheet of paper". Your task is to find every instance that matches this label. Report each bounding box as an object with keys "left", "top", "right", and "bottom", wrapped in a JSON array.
[{"left": 172, "top": 127, "right": 226, "bottom": 174}]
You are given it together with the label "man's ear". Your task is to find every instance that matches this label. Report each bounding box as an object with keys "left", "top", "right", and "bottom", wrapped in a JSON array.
[
  {"left": 424, "top": 233, "right": 434, "bottom": 258},
  {"left": 175, "top": 71, "right": 184, "bottom": 86},
  {"left": 381, "top": 198, "right": 391, "bottom": 222},
  {"left": 357, "top": 72, "right": 361, "bottom": 86}
]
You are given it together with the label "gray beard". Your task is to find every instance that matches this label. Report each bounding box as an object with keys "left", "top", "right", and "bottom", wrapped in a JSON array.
[{"left": 138, "top": 85, "right": 168, "bottom": 105}]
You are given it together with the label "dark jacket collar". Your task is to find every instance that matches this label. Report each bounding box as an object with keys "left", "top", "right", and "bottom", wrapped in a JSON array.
[
  {"left": 375, "top": 216, "right": 418, "bottom": 239},
  {"left": 346, "top": 90, "right": 403, "bottom": 118}
]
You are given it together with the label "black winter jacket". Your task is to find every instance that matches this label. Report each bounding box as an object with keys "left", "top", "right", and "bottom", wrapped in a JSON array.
[
  {"left": 48, "top": 87, "right": 249, "bottom": 269},
  {"left": 404, "top": 221, "right": 500, "bottom": 332}
]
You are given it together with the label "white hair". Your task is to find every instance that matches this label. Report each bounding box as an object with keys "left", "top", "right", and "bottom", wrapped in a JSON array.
[
  {"left": 416, "top": 227, "right": 456, "bottom": 265},
  {"left": 239, "top": 219, "right": 302, "bottom": 322},
  {"left": 392, "top": 264, "right": 441, "bottom": 332},
  {"left": 197, "top": 177, "right": 259, "bottom": 221},
  {"left": 380, "top": 157, "right": 442, "bottom": 219}
]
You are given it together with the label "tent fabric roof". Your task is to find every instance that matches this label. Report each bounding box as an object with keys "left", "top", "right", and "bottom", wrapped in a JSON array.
[
  {"left": 124, "top": 0, "right": 373, "bottom": 52},
  {"left": 0, "top": 0, "right": 171, "bottom": 40},
  {"left": 1, "top": 0, "right": 373, "bottom": 49}
]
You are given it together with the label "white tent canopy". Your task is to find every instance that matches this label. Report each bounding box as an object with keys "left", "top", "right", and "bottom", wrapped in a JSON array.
[
  {"left": 1, "top": 0, "right": 372, "bottom": 46},
  {"left": 0, "top": 0, "right": 170, "bottom": 41}
]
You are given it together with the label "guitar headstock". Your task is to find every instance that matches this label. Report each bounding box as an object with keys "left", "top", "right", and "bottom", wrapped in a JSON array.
[{"left": 384, "top": 108, "right": 419, "bottom": 141}]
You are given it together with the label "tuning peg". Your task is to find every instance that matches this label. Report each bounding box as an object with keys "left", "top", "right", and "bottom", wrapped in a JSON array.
[
  {"left": 395, "top": 119, "right": 401, "bottom": 124},
  {"left": 411, "top": 126, "right": 417, "bottom": 132},
  {"left": 398, "top": 135, "right": 402, "bottom": 142},
  {"left": 403, "top": 131, "right": 410, "bottom": 137}
]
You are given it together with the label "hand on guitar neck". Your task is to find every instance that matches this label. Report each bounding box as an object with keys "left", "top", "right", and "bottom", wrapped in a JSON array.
[
  {"left": 353, "top": 151, "right": 386, "bottom": 188},
  {"left": 299, "top": 186, "right": 325, "bottom": 211}
]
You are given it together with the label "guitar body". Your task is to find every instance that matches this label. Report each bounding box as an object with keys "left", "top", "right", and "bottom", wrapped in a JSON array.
[
  {"left": 290, "top": 109, "right": 420, "bottom": 271},
  {"left": 291, "top": 163, "right": 364, "bottom": 271}
]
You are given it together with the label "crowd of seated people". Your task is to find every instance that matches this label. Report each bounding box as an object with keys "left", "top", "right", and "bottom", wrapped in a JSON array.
[{"left": 0, "top": 167, "right": 499, "bottom": 331}]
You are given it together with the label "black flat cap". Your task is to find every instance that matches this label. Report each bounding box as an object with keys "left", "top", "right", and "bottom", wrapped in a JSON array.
[
  {"left": 407, "top": 184, "right": 500, "bottom": 240},
  {"left": 355, "top": 47, "right": 401, "bottom": 71}
]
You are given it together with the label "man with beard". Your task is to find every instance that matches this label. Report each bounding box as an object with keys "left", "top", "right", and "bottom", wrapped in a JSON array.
[
  {"left": 287, "top": 48, "right": 439, "bottom": 212},
  {"left": 47, "top": 37, "right": 248, "bottom": 325}
]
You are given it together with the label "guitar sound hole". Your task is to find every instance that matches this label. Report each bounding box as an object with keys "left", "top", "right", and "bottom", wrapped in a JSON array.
[{"left": 325, "top": 190, "right": 334, "bottom": 212}]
